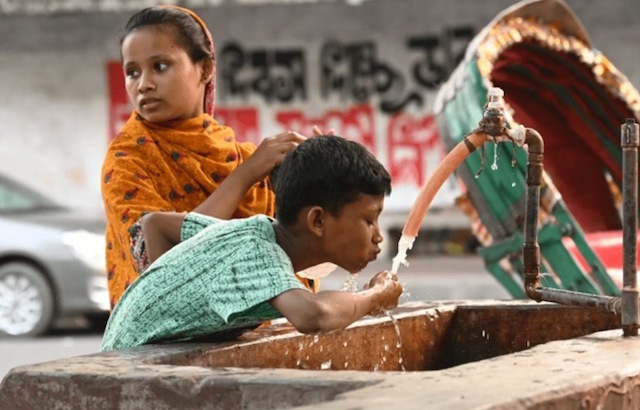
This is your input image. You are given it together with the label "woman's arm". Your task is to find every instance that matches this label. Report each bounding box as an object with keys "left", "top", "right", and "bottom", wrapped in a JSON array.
[
  {"left": 140, "top": 212, "right": 187, "bottom": 265},
  {"left": 193, "top": 131, "right": 305, "bottom": 218},
  {"left": 269, "top": 271, "right": 403, "bottom": 334}
]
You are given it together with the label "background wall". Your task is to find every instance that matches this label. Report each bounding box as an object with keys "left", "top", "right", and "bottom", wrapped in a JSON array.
[{"left": 0, "top": 0, "right": 638, "bottom": 218}]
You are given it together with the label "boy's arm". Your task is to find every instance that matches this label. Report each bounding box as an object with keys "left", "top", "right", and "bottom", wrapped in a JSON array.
[
  {"left": 269, "top": 271, "right": 403, "bottom": 334},
  {"left": 140, "top": 212, "right": 186, "bottom": 265}
]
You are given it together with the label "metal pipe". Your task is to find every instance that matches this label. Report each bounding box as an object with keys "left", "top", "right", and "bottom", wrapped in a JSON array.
[
  {"left": 522, "top": 128, "right": 544, "bottom": 301},
  {"left": 521, "top": 127, "right": 626, "bottom": 316},
  {"left": 621, "top": 118, "right": 640, "bottom": 336},
  {"left": 536, "top": 288, "right": 620, "bottom": 313}
]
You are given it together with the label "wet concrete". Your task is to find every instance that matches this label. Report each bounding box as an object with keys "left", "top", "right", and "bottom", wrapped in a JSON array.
[{"left": 2, "top": 300, "right": 638, "bottom": 409}]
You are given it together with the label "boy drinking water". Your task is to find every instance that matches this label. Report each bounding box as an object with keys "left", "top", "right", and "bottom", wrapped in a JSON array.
[{"left": 101, "top": 135, "right": 403, "bottom": 351}]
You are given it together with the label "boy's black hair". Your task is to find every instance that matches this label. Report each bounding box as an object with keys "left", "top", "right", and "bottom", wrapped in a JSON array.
[
  {"left": 273, "top": 135, "right": 392, "bottom": 225},
  {"left": 121, "top": 7, "right": 213, "bottom": 64}
]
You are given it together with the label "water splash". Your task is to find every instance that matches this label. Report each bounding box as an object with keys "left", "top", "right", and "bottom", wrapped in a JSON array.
[
  {"left": 320, "top": 360, "right": 332, "bottom": 370},
  {"left": 341, "top": 273, "right": 359, "bottom": 292}
]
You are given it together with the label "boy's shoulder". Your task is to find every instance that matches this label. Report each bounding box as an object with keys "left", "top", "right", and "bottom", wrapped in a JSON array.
[{"left": 193, "top": 213, "right": 274, "bottom": 239}]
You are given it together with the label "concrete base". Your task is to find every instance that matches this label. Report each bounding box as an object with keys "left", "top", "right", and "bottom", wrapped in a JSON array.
[{"left": 1, "top": 300, "right": 639, "bottom": 410}]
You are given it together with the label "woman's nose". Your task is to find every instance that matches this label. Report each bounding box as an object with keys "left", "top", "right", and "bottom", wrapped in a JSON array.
[{"left": 137, "top": 72, "right": 155, "bottom": 93}]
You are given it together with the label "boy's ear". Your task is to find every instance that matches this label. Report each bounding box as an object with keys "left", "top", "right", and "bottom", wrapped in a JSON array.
[{"left": 306, "top": 206, "right": 326, "bottom": 237}]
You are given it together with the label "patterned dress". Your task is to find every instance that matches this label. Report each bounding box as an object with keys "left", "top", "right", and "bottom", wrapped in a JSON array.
[{"left": 101, "top": 213, "right": 306, "bottom": 351}]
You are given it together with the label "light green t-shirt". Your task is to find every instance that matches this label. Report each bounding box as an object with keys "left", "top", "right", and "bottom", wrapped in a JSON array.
[{"left": 101, "top": 213, "right": 306, "bottom": 351}]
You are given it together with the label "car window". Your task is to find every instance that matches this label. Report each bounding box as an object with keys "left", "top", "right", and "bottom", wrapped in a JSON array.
[{"left": 0, "top": 177, "right": 60, "bottom": 213}]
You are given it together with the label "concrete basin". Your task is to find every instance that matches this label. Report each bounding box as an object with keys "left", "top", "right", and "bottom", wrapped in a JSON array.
[
  {"left": 161, "top": 300, "right": 620, "bottom": 372},
  {"left": 2, "top": 300, "right": 639, "bottom": 410}
]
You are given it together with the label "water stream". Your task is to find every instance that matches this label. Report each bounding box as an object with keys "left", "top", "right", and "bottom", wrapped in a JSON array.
[{"left": 340, "top": 273, "right": 406, "bottom": 371}]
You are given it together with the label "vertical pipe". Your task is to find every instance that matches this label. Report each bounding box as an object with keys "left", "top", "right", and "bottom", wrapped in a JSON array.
[
  {"left": 522, "top": 129, "right": 544, "bottom": 301},
  {"left": 621, "top": 119, "right": 640, "bottom": 336}
]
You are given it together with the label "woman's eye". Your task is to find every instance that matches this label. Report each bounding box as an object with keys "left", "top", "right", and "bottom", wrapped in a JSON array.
[
  {"left": 155, "top": 62, "right": 169, "bottom": 72},
  {"left": 125, "top": 68, "right": 140, "bottom": 78}
]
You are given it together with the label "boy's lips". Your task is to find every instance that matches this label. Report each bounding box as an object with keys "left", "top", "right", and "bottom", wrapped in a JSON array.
[{"left": 371, "top": 249, "right": 381, "bottom": 260}]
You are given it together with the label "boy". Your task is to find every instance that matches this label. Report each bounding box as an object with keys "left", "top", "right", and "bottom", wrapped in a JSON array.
[{"left": 101, "top": 135, "right": 403, "bottom": 351}]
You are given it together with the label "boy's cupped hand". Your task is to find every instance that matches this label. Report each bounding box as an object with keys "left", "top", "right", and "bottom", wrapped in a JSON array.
[{"left": 365, "top": 271, "right": 404, "bottom": 315}]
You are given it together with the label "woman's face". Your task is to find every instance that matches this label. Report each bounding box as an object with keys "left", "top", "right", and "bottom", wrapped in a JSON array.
[
  {"left": 322, "top": 194, "right": 385, "bottom": 274},
  {"left": 121, "top": 25, "right": 208, "bottom": 124}
]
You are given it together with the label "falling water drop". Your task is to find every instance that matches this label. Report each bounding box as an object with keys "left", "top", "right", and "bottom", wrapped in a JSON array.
[{"left": 490, "top": 143, "right": 499, "bottom": 171}]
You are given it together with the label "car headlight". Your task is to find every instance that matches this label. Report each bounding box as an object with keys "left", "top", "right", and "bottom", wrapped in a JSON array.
[{"left": 61, "top": 230, "right": 106, "bottom": 272}]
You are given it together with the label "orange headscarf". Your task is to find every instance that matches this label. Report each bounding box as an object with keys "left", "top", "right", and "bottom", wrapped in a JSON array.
[
  {"left": 102, "top": 7, "right": 275, "bottom": 308},
  {"left": 159, "top": 5, "right": 216, "bottom": 116}
]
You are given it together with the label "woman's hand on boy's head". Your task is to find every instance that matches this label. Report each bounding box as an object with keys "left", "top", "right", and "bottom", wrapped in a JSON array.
[
  {"left": 312, "top": 125, "right": 336, "bottom": 136},
  {"left": 242, "top": 131, "right": 306, "bottom": 183}
]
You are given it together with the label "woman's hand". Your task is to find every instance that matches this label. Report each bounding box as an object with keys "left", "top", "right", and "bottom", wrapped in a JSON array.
[
  {"left": 194, "top": 130, "right": 303, "bottom": 218},
  {"left": 312, "top": 125, "right": 336, "bottom": 136},
  {"left": 241, "top": 131, "right": 306, "bottom": 183}
]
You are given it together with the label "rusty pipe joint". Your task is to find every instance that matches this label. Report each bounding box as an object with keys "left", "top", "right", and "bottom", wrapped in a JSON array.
[
  {"left": 525, "top": 128, "right": 544, "bottom": 186},
  {"left": 523, "top": 243, "right": 542, "bottom": 301}
]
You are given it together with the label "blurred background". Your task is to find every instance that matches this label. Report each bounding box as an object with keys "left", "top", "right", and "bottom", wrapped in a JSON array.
[{"left": 1, "top": 0, "right": 639, "bottom": 381}]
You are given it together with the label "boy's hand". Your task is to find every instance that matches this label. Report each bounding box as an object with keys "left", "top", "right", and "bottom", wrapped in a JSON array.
[
  {"left": 366, "top": 271, "right": 403, "bottom": 315},
  {"left": 243, "top": 131, "right": 306, "bottom": 183}
]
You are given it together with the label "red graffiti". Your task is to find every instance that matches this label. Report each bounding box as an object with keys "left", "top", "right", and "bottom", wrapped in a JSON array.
[
  {"left": 215, "top": 107, "right": 260, "bottom": 145},
  {"left": 275, "top": 105, "right": 376, "bottom": 153},
  {"left": 386, "top": 113, "right": 444, "bottom": 186}
]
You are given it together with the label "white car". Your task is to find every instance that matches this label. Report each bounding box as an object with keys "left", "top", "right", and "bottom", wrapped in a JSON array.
[{"left": 0, "top": 174, "right": 109, "bottom": 337}]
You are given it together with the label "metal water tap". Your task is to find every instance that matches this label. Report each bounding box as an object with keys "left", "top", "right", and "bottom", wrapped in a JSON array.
[{"left": 481, "top": 87, "right": 508, "bottom": 137}]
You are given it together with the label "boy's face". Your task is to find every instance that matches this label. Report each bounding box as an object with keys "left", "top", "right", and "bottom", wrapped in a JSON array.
[{"left": 322, "top": 194, "right": 385, "bottom": 274}]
